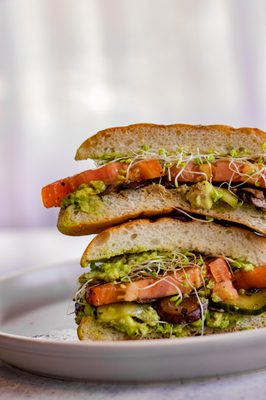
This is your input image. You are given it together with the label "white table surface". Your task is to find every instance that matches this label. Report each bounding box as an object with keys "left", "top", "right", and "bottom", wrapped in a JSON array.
[{"left": 1, "top": 228, "right": 266, "bottom": 400}]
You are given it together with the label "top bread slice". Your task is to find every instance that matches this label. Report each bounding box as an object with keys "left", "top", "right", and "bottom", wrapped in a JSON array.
[
  {"left": 75, "top": 123, "right": 266, "bottom": 160},
  {"left": 80, "top": 217, "right": 266, "bottom": 266}
]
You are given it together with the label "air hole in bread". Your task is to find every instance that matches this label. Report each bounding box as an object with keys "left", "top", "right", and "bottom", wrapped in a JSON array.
[
  {"left": 131, "top": 233, "right": 138, "bottom": 239},
  {"left": 95, "top": 231, "right": 110, "bottom": 245}
]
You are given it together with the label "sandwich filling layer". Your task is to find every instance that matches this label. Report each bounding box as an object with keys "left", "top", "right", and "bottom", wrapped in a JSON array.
[
  {"left": 42, "top": 146, "right": 266, "bottom": 210},
  {"left": 75, "top": 250, "right": 266, "bottom": 339}
]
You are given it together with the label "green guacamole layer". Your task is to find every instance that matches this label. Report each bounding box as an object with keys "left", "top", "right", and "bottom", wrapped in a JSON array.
[
  {"left": 76, "top": 301, "right": 246, "bottom": 339},
  {"left": 79, "top": 250, "right": 254, "bottom": 284},
  {"left": 61, "top": 181, "right": 106, "bottom": 214}
]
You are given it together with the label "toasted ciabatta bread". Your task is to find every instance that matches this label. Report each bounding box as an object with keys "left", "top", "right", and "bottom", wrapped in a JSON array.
[
  {"left": 75, "top": 123, "right": 266, "bottom": 160},
  {"left": 77, "top": 313, "right": 266, "bottom": 341},
  {"left": 57, "top": 184, "right": 266, "bottom": 236},
  {"left": 80, "top": 217, "right": 266, "bottom": 265}
]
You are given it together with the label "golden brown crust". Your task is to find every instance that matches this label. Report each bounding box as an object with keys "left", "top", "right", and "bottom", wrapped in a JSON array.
[
  {"left": 83, "top": 123, "right": 266, "bottom": 140},
  {"left": 57, "top": 207, "right": 174, "bottom": 235},
  {"left": 58, "top": 203, "right": 266, "bottom": 237},
  {"left": 75, "top": 123, "right": 266, "bottom": 160}
]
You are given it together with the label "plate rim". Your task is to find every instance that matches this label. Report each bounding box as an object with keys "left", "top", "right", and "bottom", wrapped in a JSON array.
[{"left": 0, "top": 258, "right": 79, "bottom": 282}]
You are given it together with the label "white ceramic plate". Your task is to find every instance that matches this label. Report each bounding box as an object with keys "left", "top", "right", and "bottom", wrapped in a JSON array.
[{"left": 1, "top": 261, "right": 266, "bottom": 382}]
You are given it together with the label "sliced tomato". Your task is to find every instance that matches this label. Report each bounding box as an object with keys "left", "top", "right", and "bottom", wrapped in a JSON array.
[
  {"left": 170, "top": 160, "right": 242, "bottom": 183},
  {"left": 234, "top": 265, "right": 266, "bottom": 289},
  {"left": 213, "top": 160, "right": 252, "bottom": 182},
  {"left": 212, "top": 281, "right": 239, "bottom": 302},
  {"left": 42, "top": 159, "right": 163, "bottom": 208},
  {"left": 42, "top": 181, "right": 72, "bottom": 208},
  {"left": 42, "top": 157, "right": 265, "bottom": 208},
  {"left": 86, "top": 267, "right": 204, "bottom": 306},
  {"left": 41, "top": 162, "right": 126, "bottom": 207},
  {"left": 128, "top": 159, "right": 164, "bottom": 181},
  {"left": 208, "top": 258, "right": 232, "bottom": 283},
  {"left": 170, "top": 162, "right": 198, "bottom": 182},
  {"left": 208, "top": 257, "right": 238, "bottom": 302},
  {"left": 170, "top": 160, "right": 265, "bottom": 187}
]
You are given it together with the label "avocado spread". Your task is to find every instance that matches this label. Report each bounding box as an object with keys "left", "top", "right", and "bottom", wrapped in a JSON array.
[
  {"left": 61, "top": 181, "right": 106, "bottom": 214},
  {"left": 79, "top": 250, "right": 170, "bottom": 281},
  {"left": 75, "top": 296, "right": 248, "bottom": 338},
  {"left": 76, "top": 302, "right": 242, "bottom": 338},
  {"left": 205, "top": 311, "right": 243, "bottom": 329},
  {"left": 97, "top": 303, "right": 160, "bottom": 337},
  {"left": 184, "top": 181, "right": 240, "bottom": 210},
  {"left": 79, "top": 250, "right": 254, "bottom": 285},
  {"left": 79, "top": 250, "right": 207, "bottom": 282}
]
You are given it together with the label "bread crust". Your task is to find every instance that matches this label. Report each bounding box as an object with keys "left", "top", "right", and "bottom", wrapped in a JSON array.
[
  {"left": 57, "top": 206, "right": 171, "bottom": 235},
  {"left": 77, "top": 313, "right": 266, "bottom": 341},
  {"left": 75, "top": 123, "right": 266, "bottom": 160},
  {"left": 57, "top": 184, "right": 266, "bottom": 236}
]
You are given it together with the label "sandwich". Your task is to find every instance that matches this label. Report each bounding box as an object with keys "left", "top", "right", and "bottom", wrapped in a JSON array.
[
  {"left": 41, "top": 123, "right": 266, "bottom": 340},
  {"left": 75, "top": 218, "right": 266, "bottom": 340},
  {"left": 41, "top": 123, "right": 266, "bottom": 235}
]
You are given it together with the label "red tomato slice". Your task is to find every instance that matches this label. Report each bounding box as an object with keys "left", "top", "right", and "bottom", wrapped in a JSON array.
[
  {"left": 211, "top": 161, "right": 239, "bottom": 181},
  {"left": 170, "top": 160, "right": 265, "bottom": 187},
  {"left": 234, "top": 265, "right": 266, "bottom": 289},
  {"left": 41, "top": 159, "right": 163, "bottom": 208},
  {"left": 208, "top": 257, "right": 238, "bottom": 302},
  {"left": 212, "top": 281, "right": 239, "bottom": 302},
  {"left": 42, "top": 157, "right": 265, "bottom": 208},
  {"left": 87, "top": 267, "right": 204, "bottom": 306},
  {"left": 208, "top": 258, "right": 232, "bottom": 283},
  {"left": 128, "top": 159, "right": 164, "bottom": 181},
  {"left": 41, "top": 162, "right": 126, "bottom": 207}
]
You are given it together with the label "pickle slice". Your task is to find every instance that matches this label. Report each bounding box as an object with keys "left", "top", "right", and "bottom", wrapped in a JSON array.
[{"left": 211, "top": 289, "right": 266, "bottom": 315}]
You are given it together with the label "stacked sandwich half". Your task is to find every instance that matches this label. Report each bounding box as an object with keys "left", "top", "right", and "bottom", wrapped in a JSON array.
[{"left": 42, "top": 124, "right": 266, "bottom": 340}]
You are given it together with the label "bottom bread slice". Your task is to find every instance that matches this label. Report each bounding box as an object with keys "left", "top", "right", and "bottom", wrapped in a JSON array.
[
  {"left": 58, "top": 184, "right": 266, "bottom": 236},
  {"left": 77, "top": 313, "right": 266, "bottom": 341}
]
